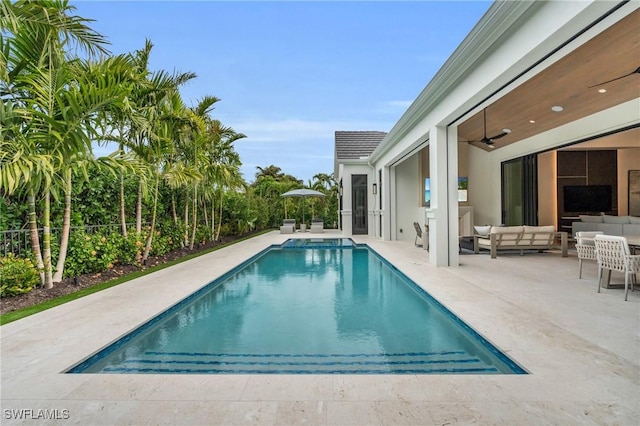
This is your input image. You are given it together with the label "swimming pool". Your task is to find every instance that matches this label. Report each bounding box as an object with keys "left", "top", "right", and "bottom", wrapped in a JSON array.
[{"left": 68, "top": 239, "right": 526, "bottom": 374}]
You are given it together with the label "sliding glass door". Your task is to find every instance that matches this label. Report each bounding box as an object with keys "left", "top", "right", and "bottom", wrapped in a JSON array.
[{"left": 501, "top": 154, "right": 538, "bottom": 226}]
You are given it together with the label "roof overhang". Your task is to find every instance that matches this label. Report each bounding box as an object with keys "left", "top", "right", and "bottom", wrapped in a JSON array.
[{"left": 370, "top": 0, "right": 639, "bottom": 163}]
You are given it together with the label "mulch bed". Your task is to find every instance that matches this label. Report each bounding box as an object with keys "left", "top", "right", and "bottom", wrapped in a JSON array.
[{"left": 0, "top": 232, "right": 260, "bottom": 315}]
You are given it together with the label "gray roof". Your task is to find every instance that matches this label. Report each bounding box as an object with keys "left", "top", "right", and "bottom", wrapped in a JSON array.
[{"left": 334, "top": 131, "right": 386, "bottom": 160}]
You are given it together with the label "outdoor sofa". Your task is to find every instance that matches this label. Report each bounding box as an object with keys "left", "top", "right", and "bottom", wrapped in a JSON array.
[
  {"left": 474, "top": 225, "right": 567, "bottom": 258},
  {"left": 572, "top": 215, "right": 640, "bottom": 237}
]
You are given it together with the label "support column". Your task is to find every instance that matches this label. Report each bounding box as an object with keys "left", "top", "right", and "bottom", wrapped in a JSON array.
[
  {"left": 447, "top": 126, "right": 460, "bottom": 267},
  {"left": 381, "top": 166, "right": 391, "bottom": 241},
  {"left": 427, "top": 125, "right": 459, "bottom": 266},
  {"left": 389, "top": 166, "right": 397, "bottom": 241}
]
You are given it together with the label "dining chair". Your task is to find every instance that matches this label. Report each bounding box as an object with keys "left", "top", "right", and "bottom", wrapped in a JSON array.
[
  {"left": 575, "top": 231, "right": 603, "bottom": 279},
  {"left": 594, "top": 235, "right": 640, "bottom": 301}
]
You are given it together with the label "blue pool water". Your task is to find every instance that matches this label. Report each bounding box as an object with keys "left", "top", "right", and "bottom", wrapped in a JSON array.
[{"left": 68, "top": 240, "right": 526, "bottom": 374}]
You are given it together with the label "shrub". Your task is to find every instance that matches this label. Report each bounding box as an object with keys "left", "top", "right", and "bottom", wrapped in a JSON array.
[
  {"left": 218, "top": 223, "right": 232, "bottom": 238},
  {"left": 116, "top": 231, "right": 145, "bottom": 266},
  {"left": 64, "top": 231, "right": 119, "bottom": 277},
  {"left": 0, "top": 254, "right": 40, "bottom": 297},
  {"left": 154, "top": 221, "right": 183, "bottom": 253},
  {"left": 194, "top": 225, "right": 211, "bottom": 246}
]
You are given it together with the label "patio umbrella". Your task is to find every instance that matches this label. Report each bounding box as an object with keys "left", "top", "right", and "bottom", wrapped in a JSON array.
[{"left": 281, "top": 189, "right": 325, "bottom": 223}]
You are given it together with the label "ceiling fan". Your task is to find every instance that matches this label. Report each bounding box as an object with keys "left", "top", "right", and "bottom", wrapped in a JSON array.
[
  {"left": 588, "top": 66, "right": 640, "bottom": 88},
  {"left": 469, "top": 109, "right": 511, "bottom": 148}
]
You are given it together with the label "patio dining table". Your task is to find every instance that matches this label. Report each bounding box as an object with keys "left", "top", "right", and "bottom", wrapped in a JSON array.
[{"left": 626, "top": 236, "right": 640, "bottom": 254}]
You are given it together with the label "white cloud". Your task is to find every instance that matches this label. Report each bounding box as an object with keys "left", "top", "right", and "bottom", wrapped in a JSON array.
[
  {"left": 231, "top": 117, "right": 390, "bottom": 143},
  {"left": 385, "top": 100, "right": 413, "bottom": 109}
]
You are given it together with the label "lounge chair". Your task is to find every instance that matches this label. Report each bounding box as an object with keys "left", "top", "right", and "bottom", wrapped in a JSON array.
[
  {"left": 280, "top": 219, "right": 296, "bottom": 234},
  {"left": 413, "top": 222, "right": 423, "bottom": 247},
  {"left": 310, "top": 218, "right": 324, "bottom": 233}
]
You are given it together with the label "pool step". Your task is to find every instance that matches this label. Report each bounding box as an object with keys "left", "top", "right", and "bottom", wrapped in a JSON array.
[{"left": 101, "top": 350, "right": 499, "bottom": 374}]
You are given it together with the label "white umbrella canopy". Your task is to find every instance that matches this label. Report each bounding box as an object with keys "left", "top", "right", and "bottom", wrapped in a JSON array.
[{"left": 281, "top": 189, "right": 325, "bottom": 222}]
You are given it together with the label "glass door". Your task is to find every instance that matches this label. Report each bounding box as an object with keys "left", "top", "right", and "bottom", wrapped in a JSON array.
[{"left": 501, "top": 154, "right": 538, "bottom": 226}]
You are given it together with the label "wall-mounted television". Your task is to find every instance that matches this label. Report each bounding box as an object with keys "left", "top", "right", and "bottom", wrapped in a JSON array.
[{"left": 563, "top": 185, "right": 612, "bottom": 213}]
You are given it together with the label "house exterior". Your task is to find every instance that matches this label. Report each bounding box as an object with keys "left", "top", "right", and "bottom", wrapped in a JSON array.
[
  {"left": 334, "top": 131, "right": 386, "bottom": 236},
  {"left": 335, "top": 0, "right": 640, "bottom": 266}
]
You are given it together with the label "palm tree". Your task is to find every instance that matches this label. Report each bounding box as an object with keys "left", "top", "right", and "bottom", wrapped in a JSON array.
[
  {"left": 202, "top": 121, "right": 246, "bottom": 241},
  {"left": 0, "top": 105, "right": 56, "bottom": 284},
  {"left": 51, "top": 54, "right": 148, "bottom": 282},
  {"left": 2, "top": 0, "right": 123, "bottom": 288},
  {"left": 182, "top": 96, "right": 220, "bottom": 249},
  {"left": 310, "top": 172, "right": 339, "bottom": 227},
  {"left": 139, "top": 88, "right": 197, "bottom": 263},
  {"left": 110, "top": 39, "right": 197, "bottom": 237},
  {"left": 255, "top": 165, "right": 285, "bottom": 181}
]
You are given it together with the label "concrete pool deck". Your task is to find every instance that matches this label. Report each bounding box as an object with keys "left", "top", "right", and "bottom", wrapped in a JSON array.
[{"left": 1, "top": 230, "right": 638, "bottom": 425}]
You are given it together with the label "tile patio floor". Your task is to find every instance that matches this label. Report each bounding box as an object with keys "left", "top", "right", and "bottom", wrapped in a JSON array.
[{"left": 1, "top": 230, "right": 638, "bottom": 425}]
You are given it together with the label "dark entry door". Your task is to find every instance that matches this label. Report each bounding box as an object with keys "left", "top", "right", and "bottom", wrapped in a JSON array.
[{"left": 352, "top": 175, "right": 368, "bottom": 234}]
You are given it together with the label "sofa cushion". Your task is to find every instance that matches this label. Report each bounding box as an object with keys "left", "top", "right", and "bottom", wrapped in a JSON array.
[
  {"left": 598, "top": 223, "right": 624, "bottom": 236},
  {"left": 487, "top": 226, "right": 522, "bottom": 245},
  {"left": 573, "top": 221, "right": 596, "bottom": 235},
  {"left": 603, "top": 215, "right": 630, "bottom": 224},
  {"left": 491, "top": 226, "right": 524, "bottom": 234},
  {"left": 622, "top": 223, "right": 640, "bottom": 236},
  {"left": 522, "top": 225, "right": 555, "bottom": 233},
  {"left": 521, "top": 225, "right": 555, "bottom": 245},
  {"left": 476, "top": 236, "right": 519, "bottom": 247},
  {"left": 629, "top": 216, "right": 640, "bottom": 224},
  {"left": 580, "top": 215, "right": 603, "bottom": 223}
]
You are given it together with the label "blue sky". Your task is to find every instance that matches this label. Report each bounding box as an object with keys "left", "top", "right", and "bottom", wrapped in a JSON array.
[{"left": 76, "top": 1, "right": 491, "bottom": 183}]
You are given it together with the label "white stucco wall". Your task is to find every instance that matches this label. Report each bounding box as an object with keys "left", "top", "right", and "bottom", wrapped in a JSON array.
[
  {"left": 339, "top": 163, "right": 375, "bottom": 236},
  {"left": 393, "top": 153, "right": 421, "bottom": 242}
]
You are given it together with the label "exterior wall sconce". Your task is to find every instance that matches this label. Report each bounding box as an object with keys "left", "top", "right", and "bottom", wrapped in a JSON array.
[
  {"left": 339, "top": 182, "right": 343, "bottom": 197},
  {"left": 372, "top": 183, "right": 377, "bottom": 195}
]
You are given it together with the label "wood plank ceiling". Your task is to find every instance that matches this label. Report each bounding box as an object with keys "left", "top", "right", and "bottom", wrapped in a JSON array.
[{"left": 457, "top": 9, "right": 640, "bottom": 151}]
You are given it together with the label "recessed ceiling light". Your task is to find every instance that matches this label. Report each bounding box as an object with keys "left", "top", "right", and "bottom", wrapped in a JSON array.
[
  {"left": 551, "top": 105, "right": 563, "bottom": 112},
  {"left": 598, "top": 88, "right": 607, "bottom": 93},
  {"left": 488, "top": 144, "right": 495, "bottom": 149},
  {"left": 529, "top": 120, "right": 536, "bottom": 123}
]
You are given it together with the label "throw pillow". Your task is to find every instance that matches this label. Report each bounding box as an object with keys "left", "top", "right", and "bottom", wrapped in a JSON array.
[
  {"left": 579, "top": 215, "right": 603, "bottom": 223},
  {"left": 474, "top": 225, "right": 492, "bottom": 236},
  {"left": 603, "top": 215, "right": 630, "bottom": 224}
]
